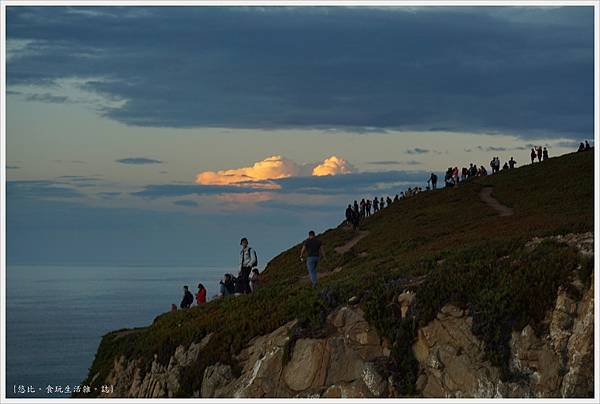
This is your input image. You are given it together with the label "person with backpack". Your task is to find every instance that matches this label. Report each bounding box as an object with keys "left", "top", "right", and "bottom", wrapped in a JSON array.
[
  {"left": 180, "top": 285, "right": 194, "bottom": 309},
  {"left": 238, "top": 237, "right": 257, "bottom": 294},
  {"left": 300, "top": 230, "right": 326, "bottom": 288},
  {"left": 196, "top": 283, "right": 207, "bottom": 305}
]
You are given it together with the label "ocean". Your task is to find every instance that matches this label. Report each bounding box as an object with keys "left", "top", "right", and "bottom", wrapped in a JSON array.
[{"left": 6, "top": 264, "right": 229, "bottom": 398}]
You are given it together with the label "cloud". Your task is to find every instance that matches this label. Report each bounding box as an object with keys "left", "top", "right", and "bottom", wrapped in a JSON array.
[
  {"left": 7, "top": 180, "right": 83, "bottom": 199},
  {"left": 97, "top": 191, "right": 121, "bottom": 199},
  {"left": 24, "top": 92, "right": 69, "bottom": 103},
  {"left": 6, "top": 6, "right": 593, "bottom": 137},
  {"left": 173, "top": 199, "right": 199, "bottom": 207},
  {"left": 136, "top": 169, "right": 428, "bottom": 199},
  {"left": 116, "top": 157, "right": 163, "bottom": 165},
  {"left": 406, "top": 148, "right": 430, "bottom": 155},
  {"left": 367, "top": 160, "right": 401, "bottom": 165},
  {"left": 311, "top": 156, "right": 354, "bottom": 176},
  {"left": 195, "top": 155, "right": 353, "bottom": 187}
]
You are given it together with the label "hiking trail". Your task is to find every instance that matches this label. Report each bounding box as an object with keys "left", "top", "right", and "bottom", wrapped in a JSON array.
[
  {"left": 479, "top": 186, "right": 514, "bottom": 217},
  {"left": 335, "top": 230, "right": 370, "bottom": 254}
]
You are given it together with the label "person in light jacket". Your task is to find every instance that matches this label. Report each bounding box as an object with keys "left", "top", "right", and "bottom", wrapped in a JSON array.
[{"left": 238, "top": 237, "right": 258, "bottom": 294}]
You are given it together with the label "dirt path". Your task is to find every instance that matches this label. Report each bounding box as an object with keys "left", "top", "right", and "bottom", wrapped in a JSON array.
[
  {"left": 479, "top": 187, "right": 514, "bottom": 217},
  {"left": 335, "top": 230, "right": 370, "bottom": 254}
]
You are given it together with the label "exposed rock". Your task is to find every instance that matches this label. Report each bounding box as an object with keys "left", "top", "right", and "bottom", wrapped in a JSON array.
[
  {"left": 397, "top": 290, "right": 416, "bottom": 319},
  {"left": 201, "top": 363, "right": 233, "bottom": 398},
  {"left": 204, "top": 306, "right": 388, "bottom": 398}
]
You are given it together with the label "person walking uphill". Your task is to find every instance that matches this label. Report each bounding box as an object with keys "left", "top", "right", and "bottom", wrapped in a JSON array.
[
  {"left": 180, "top": 285, "right": 194, "bottom": 309},
  {"left": 300, "top": 230, "right": 326, "bottom": 288},
  {"left": 238, "top": 237, "right": 258, "bottom": 294}
]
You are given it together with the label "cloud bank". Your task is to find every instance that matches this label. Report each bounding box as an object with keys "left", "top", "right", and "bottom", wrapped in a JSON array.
[
  {"left": 195, "top": 155, "right": 354, "bottom": 187},
  {"left": 6, "top": 6, "right": 594, "bottom": 137}
]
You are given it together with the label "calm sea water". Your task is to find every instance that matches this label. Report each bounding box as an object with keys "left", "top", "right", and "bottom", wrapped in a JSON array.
[{"left": 6, "top": 264, "right": 229, "bottom": 398}]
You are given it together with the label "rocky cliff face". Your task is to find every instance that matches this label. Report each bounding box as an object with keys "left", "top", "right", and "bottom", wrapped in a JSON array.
[{"left": 93, "top": 233, "right": 594, "bottom": 398}]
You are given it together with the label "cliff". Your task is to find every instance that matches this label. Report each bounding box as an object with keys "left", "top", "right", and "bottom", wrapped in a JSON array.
[{"left": 79, "top": 151, "right": 595, "bottom": 398}]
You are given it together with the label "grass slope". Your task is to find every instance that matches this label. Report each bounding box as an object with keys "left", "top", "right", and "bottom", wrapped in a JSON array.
[{"left": 80, "top": 151, "right": 594, "bottom": 397}]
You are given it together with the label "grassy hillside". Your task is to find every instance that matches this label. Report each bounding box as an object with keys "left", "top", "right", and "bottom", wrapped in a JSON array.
[{"left": 81, "top": 150, "right": 594, "bottom": 397}]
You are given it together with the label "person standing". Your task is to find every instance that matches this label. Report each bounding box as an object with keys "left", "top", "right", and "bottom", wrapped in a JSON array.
[
  {"left": 530, "top": 148, "right": 536, "bottom": 164},
  {"left": 180, "top": 285, "right": 194, "bottom": 309},
  {"left": 536, "top": 146, "right": 543, "bottom": 162},
  {"left": 366, "top": 199, "right": 372, "bottom": 217},
  {"left": 219, "top": 274, "right": 235, "bottom": 297},
  {"left": 542, "top": 147, "right": 549, "bottom": 161},
  {"left": 508, "top": 157, "right": 517, "bottom": 169},
  {"left": 345, "top": 204, "right": 354, "bottom": 226},
  {"left": 429, "top": 172, "right": 438, "bottom": 190},
  {"left": 360, "top": 199, "right": 366, "bottom": 219},
  {"left": 239, "top": 237, "right": 257, "bottom": 294},
  {"left": 196, "top": 283, "right": 207, "bottom": 305},
  {"left": 373, "top": 197, "right": 379, "bottom": 213},
  {"left": 300, "top": 230, "right": 326, "bottom": 288}
]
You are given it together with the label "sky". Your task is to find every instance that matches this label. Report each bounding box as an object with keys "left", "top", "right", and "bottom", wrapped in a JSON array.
[{"left": 4, "top": 5, "right": 595, "bottom": 267}]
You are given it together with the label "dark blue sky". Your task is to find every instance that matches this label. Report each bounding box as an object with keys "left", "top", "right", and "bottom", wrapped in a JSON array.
[{"left": 7, "top": 6, "right": 594, "bottom": 136}]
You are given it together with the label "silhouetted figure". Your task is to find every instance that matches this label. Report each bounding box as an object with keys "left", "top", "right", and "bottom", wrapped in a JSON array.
[
  {"left": 393, "top": 194, "right": 399, "bottom": 203},
  {"left": 490, "top": 158, "right": 496, "bottom": 173},
  {"left": 180, "top": 285, "right": 193, "bottom": 309},
  {"left": 219, "top": 274, "right": 235, "bottom": 297},
  {"left": 530, "top": 148, "right": 536, "bottom": 164},
  {"left": 508, "top": 157, "right": 517, "bottom": 169},
  {"left": 300, "top": 230, "right": 326, "bottom": 288},
  {"left": 196, "top": 283, "right": 207, "bottom": 305},
  {"left": 585, "top": 140, "right": 591, "bottom": 151},
  {"left": 345, "top": 204, "right": 353, "bottom": 226},
  {"left": 469, "top": 163, "right": 477, "bottom": 178},
  {"left": 352, "top": 209, "right": 360, "bottom": 230},
  {"left": 542, "top": 147, "right": 549, "bottom": 161},
  {"left": 461, "top": 167, "right": 468, "bottom": 181},
  {"left": 238, "top": 237, "right": 257, "bottom": 294},
  {"left": 386, "top": 196, "right": 393, "bottom": 206},
  {"left": 379, "top": 197, "right": 385, "bottom": 209},
  {"left": 479, "top": 166, "right": 487, "bottom": 176},
  {"left": 373, "top": 197, "right": 379, "bottom": 212},
  {"left": 445, "top": 168, "right": 454, "bottom": 187},
  {"left": 360, "top": 199, "right": 366, "bottom": 219},
  {"left": 429, "top": 172, "right": 438, "bottom": 189},
  {"left": 353, "top": 200, "right": 359, "bottom": 216},
  {"left": 503, "top": 162, "right": 509, "bottom": 170},
  {"left": 578, "top": 142, "right": 585, "bottom": 152},
  {"left": 536, "top": 146, "right": 542, "bottom": 162},
  {"left": 366, "top": 199, "right": 372, "bottom": 217}
]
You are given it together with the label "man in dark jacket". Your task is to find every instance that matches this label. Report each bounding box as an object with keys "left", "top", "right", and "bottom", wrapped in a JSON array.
[{"left": 180, "top": 285, "right": 194, "bottom": 309}]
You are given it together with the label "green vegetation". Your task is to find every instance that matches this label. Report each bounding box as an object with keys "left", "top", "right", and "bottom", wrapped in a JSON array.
[{"left": 80, "top": 151, "right": 594, "bottom": 397}]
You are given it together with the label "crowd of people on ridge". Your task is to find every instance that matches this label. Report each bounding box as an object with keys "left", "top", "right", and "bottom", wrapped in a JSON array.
[{"left": 173, "top": 141, "right": 594, "bottom": 311}]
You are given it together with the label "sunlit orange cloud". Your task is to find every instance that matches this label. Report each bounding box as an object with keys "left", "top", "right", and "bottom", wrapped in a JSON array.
[
  {"left": 195, "top": 155, "right": 354, "bottom": 187},
  {"left": 312, "top": 156, "right": 355, "bottom": 176}
]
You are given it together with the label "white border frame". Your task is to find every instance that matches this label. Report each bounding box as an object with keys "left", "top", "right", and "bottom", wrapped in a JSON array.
[{"left": 0, "top": 1, "right": 598, "bottom": 403}]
